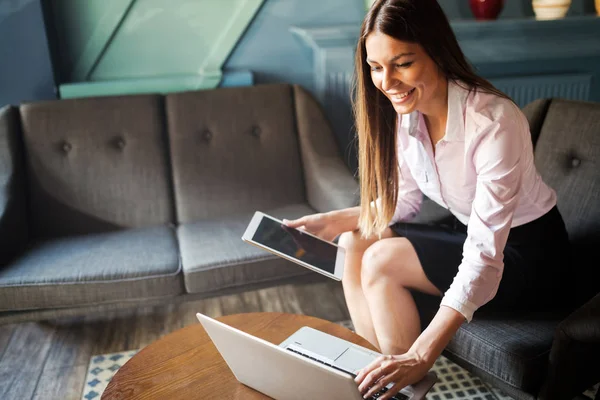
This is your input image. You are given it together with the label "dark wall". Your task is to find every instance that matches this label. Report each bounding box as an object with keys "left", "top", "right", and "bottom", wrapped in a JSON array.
[
  {"left": 0, "top": 0, "right": 55, "bottom": 108},
  {"left": 1, "top": 0, "right": 596, "bottom": 109},
  {"left": 225, "top": 0, "right": 366, "bottom": 97}
]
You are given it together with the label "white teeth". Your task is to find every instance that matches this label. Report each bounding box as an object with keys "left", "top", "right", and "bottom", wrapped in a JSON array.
[{"left": 391, "top": 88, "right": 415, "bottom": 101}]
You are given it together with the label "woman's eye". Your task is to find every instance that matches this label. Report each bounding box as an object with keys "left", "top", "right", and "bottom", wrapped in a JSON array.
[
  {"left": 396, "top": 62, "right": 413, "bottom": 69},
  {"left": 370, "top": 65, "right": 381, "bottom": 71}
]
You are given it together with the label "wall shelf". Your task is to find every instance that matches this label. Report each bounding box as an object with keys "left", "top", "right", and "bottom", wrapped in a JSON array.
[{"left": 451, "top": 15, "right": 600, "bottom": 64}]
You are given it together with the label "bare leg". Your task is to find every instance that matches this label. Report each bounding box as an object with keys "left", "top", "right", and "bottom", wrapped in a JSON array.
[
  {"left": 361, "top": 237, "right": 441, "bottom": 355},
  {"left": 338, "top": 229, "right": 396, "bottom": 350}
]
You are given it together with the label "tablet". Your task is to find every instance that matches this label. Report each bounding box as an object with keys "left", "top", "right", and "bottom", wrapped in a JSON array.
[{"left": 242, "top": 211, "right": 345, "bottom": 281}]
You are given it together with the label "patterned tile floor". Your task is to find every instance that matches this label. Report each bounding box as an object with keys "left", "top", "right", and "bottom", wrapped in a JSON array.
[
  {"left": 81, "top": 321, "right": 599, "bottom": 400},
  {"left": 81, "top": 350, "right": 139, "bottom": 400}
]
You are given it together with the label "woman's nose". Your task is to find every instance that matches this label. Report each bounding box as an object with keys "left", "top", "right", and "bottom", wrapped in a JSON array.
[{"left": 381, "top": 70, "right": 397, "bottom": 91}]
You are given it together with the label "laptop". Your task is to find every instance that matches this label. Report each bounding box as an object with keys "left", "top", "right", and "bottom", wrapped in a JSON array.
[{"left": 196, "top": 312, "right": 437, "bottom": 400}]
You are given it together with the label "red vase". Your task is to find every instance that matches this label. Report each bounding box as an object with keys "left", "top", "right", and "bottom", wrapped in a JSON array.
[{"left": 469, "top": 0, "right": 505, "bottom": 20}]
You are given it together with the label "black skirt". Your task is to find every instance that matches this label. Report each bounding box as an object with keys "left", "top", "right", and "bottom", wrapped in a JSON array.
[{"left": 389, "top": 206, "right": 571, "bottom": 311}]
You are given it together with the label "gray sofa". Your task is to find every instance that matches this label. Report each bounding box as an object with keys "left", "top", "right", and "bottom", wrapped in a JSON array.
[
  {"left": 0, "top": 83, "right": 359, "bottom": 323},
  {"left": 0, "top": 83, "right": 598, "bottom": 399}
]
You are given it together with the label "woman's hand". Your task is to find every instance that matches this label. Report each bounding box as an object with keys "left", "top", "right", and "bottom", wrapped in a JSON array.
[
  {"left": 354, "top": 351, "right": 434, "bottom": 400},
  {"left": 355, "top": 307, "right": 464, "bottom": 399},
  {"left": 283, "top": 207, "right": 360, "bottom": 242}
]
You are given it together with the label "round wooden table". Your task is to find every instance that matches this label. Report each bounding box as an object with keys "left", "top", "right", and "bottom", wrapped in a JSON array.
[{"left": 101, "top": 312, "right": 375, "bottom": 399}]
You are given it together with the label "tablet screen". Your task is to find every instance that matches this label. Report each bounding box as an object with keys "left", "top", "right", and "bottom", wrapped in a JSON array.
[{"left": 251, "top": 216, "right": 338, "bottom": 274}]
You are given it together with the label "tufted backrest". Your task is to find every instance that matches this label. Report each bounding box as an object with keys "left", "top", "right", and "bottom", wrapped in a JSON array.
[
  {"left": 165, "top": 84, "right": 305, "bottom": 223},
  {"left": 531, "top": 98, "right": 600, "bottom": 300},
  {"left": 19, "top": 95, "right": 175, "bottom": 239},
  {"left": 0, "top": 106, "right": 28, "bottom": 263},
  {"left": 531, "top": 99, "right": 600, "bottom": 242}
]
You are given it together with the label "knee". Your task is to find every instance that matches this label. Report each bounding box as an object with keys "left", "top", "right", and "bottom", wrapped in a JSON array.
[
  {"left": 339, "top": 230, "right": 372, "bottom": 285},
  {"left": 361, "top": 238, "right": 412, "bottom": 288},
  {"left": 338, "top": 230, "right": 366, "bottom": 254}
]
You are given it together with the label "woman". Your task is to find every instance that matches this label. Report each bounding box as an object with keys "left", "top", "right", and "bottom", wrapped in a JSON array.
[{"left": 283, "top": 0, "right": 570, "bottom": 398}]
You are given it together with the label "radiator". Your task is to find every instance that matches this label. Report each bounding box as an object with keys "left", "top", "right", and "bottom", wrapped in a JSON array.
[
  {"left": 489, "top": 74, "right": 593, "bottom": 107},
  {"left": 320, "top": 72, "right": 592, "bottom": 122}
]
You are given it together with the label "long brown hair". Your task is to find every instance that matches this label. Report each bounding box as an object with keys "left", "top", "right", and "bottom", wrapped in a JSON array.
[{"left": 353, "top": 0, "right": 511, "bottom": 237}]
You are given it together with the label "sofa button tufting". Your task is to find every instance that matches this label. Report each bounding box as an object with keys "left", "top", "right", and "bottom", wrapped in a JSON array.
[
  {"left": 251, "top": 126, "right": 261, "bottom": 137},
  {"left": 62, "top": 141, "right": 71, "bottom": 153},
  {"left": 116, "top": 138, "right": 126, "bottom": 150},
  {"left": 571, "top": 158, "right": 581, "bottom": 168},
  {"left": 202, "top": 130, "right": 212, "bottom": 142}
]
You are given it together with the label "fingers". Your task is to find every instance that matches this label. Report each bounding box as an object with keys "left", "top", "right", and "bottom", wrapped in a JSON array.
[
  {"left": 378, "top": 382, "right": 404, "bottom": 400},
  {"left": 355, "top": 356, "right": 390, "bottom": 392},
  {"left": 356, "top": 352, "right": 429, "bottom": 400},
  {"left": 323, "top": 233, "right": 337, "bottom": 243},
  {"left": 361, "top": 366, "right": 407, "bottom": 400},
  {"left": 354, "top": 355, "right": 390, "bottom": 384},
  {"left": 282, "top": 216, "right": 306, "bottom": 228},
  {"left": 362, "top": 366, "right": 396, "bottom": 399}
]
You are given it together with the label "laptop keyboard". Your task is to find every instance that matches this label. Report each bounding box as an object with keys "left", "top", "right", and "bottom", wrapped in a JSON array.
[{"left": 286, "top": 347, "right": 409, "bottom": 400}]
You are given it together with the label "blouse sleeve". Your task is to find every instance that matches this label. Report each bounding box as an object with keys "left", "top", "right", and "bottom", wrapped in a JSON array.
[{"left": 440, "top": 107, "right": 527, "bottom": 322}]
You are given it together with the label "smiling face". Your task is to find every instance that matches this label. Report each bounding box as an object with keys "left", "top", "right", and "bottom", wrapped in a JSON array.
[{"left": 365, "top": 31, "right": 446, "bottom": 116}]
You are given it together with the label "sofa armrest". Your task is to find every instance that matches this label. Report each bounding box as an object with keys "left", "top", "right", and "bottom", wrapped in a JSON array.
[
  {"left": 293, "top": 85, "right": 359, "bottom": 212},
  {"left": 539, "top": 291, "right": 600, "bottom": 400},
  {"left": 521, "top": 98, "right": 551, "bottom": 147}
]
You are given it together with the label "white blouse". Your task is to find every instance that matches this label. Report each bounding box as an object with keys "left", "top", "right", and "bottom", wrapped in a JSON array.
[{"left": 392, "top": 80, "right": 556, "bottom": 322}]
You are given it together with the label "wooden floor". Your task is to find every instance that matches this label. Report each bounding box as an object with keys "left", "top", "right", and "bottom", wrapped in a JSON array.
[{"left": 0, "top": 280, "right": 350, "bottom": 400}]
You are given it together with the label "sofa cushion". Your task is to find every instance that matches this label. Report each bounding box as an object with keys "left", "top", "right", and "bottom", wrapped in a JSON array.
[
  {"left": 19, "top": 94, "right": 175, "bottom": 239},
  {"left": 165, "top": 84, "right": 306, "bottom": 223},
  {"left": 0, "top": 106, "right": 28, "bottom": 266},
  {"left": 178, "top": 203, "right": 316, "bottom": 294},
  {"left": 444, "top": 313, "right": 566, "bottom": 394},
  {"left": 0, "top": 226, "right": 183, "bottom": 311}
]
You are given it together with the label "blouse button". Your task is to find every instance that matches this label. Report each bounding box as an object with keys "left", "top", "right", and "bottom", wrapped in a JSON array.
[
  {"left": 571, "top": 158, "right": 581, "bottom": 168},
  {"left": 202, "top": 130, "right": 213, "bottom": 142}
]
